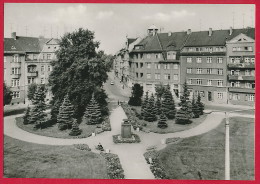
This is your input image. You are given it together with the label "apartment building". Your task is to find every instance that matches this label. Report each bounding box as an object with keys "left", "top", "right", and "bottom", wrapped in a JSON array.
[
  {"left": 226, "top": 28, "right": 255, "bottom": 105},
  {"left": 4, "top": 32, "right": 59, "bottom": 105},
  {"left": 129, "top": 25, "right": 189, "bottom": 98}
]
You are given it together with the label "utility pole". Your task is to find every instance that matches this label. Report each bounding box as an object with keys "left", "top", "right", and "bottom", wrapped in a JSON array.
[{"left": 225, "top": 112, "right": 230, "bottom": 180}]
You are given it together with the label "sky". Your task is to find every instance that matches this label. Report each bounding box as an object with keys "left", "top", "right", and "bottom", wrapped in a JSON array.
[{"left": 4, "top": 3, "right": 255, "bottom": 54}]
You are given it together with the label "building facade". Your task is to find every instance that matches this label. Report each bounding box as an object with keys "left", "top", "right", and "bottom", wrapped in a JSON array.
[{"left": 4, "top": 32, "right": 59, "bottom": 105}]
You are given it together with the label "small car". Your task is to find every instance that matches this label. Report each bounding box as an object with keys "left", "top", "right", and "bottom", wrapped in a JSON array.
[{"left": 110, "top": 81, "right": 114, "bottom": 85}]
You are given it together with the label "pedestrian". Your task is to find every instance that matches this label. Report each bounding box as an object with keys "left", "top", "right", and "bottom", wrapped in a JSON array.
[{"left": 118, "top": 100, "right": 120, "bottom": 106}]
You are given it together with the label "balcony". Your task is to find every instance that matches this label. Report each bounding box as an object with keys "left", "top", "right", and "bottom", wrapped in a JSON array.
[
  {"left": 228, "top": 63, "right": 255, "bottom": 69},
  {"left": 229, "top": 87, "right": 255, "bottom": 94},
  {"left": 11, "top": 74, "right": 21, "bottom": 79},
  {"left": 27, "top": 71, "right": 38, "bottom": 77},
  {"left": 228, "top": 75, "right": 255, "bottom": 81}
]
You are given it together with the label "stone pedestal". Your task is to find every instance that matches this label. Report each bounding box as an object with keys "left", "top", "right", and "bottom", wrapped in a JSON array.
[{"left": 121, "top": 119, "right": 132, "bottom": 138}]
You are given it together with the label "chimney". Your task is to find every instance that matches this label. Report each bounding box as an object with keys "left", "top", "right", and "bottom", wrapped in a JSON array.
[
  {"left": 187, "top": 29, "right": 191, "bottom": 35},
  {"left": 11, "top": 32, "right": 17, "bottom": 40},
  {"left": 209, "top": 28, "right": 212, "bottom": 36},
  {"left": 168, "top": 32, "right": 172, "bottom": 36},
  {"left": 229, "top": 26, "right": 233, "bottom": 35}
]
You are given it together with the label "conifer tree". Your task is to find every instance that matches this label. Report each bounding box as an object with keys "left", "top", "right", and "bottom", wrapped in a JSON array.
[
  {"left": 141, "top": 91, "right": 149, "bottom": 117},
  {"left": 192, "top": 95, "right": 200, "bottom": 118},
  {"left": 155, "top": 97, "right": 162, "bottom": 116},
  {"left": 57, "top": 94, "right": 74, "bottom": 130},
  {"left": 69, "top": 119, "right": 82, "bottom": 136},
  {"left": 161, "top": 88, "right": 176, "bottom": 119},
  {"left": 196, "top": 93, "right": 204, "bottom": 115},
  {"left": 176, "top": 101, "right": 193, "bottom": 124},
  {"left": 84, "top": 94, "right": 102, "bottom": 124},
  {"left": 179, "top": 81, "right": 190, "bottom": 107},
  {"left": 23, "top": 106, "right": 31, "bottom": 125},
  {"left": 157, "top": 112, "right": 168, "bottom": 128},
  {"left": 144, "top": 94, "right": 157, "bottom": 122},
  {"left": 29, "top": 86, "right": 47, "bottom": 129}
]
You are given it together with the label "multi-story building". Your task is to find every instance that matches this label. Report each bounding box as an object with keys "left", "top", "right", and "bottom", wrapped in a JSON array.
[
  {"left": 129, "top": 25, "right": 189, "bottom": 99},
  {"left": 114, "top": 37, "right": 141, "bottom": 87},
  {"left": 4, "top": 32, "right": 59, "bottom": 105},
  {"left": 226, "top": 28, "right": 255, "bottom": 105}
]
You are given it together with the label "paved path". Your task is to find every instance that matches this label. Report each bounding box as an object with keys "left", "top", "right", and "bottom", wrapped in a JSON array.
[{"left": 4, "top": 106, "right": 254, "bottom": 179}]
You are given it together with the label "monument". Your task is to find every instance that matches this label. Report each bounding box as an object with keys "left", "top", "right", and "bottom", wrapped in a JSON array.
[{"left": 121, "top": 119, "right": 132, "bottom": 138}]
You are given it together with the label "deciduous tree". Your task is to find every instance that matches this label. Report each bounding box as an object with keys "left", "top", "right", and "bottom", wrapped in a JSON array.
[
  {"left": 4, "top": 82, "right": 12, "bottom": 105},
  {"left": 128, "top": 83, "right": 143, "bottom": 106}
]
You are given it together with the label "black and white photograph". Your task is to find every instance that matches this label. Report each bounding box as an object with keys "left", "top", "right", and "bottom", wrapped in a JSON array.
[{"left": 3, "top": 3, "right": 255, "bottom": 180}]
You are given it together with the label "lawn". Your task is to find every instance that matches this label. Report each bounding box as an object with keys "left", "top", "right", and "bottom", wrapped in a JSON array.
[
  {"left": 4, "top": 136, "right": 109, "bottom": 178},
  {"left": 16, "top": 115, "right": 100, "bottom": 139},
  {"left": 129, "top": 105, "right": 207, "bottom": 134},
  {"left": 155, "top": 117, "right": 254, "bottom": 180}
]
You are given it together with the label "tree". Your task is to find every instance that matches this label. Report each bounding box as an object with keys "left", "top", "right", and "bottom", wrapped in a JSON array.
[
  {"left": 4, "top": 82, "right": 12, "bottom": 105},
  {"left": 179, "top": 81, "right": 190, "bottom": 107},
  {"left": 141, "top": 91, "right": 149, "bottom": 117},
  {"left": 57, "top": 94, "right": 74, "bottom": 130},
  {"left": 155, "top": 97, "right": 162, "bottom": 116},
  {"left": 196, "top": 93, "right": 205, "bottom": 115},
  {"left": 155, "top": 84, "right": 167, "bottom": 100},
  {"left": 161, "top": 87, "right": 176, "bottom": 119},
  {"left": 128, "top": 83, "right": 143, "bottom": 106},
  {"left": 49, "top": 28, "right": 109, "bottom": 119},
  {"left": 23, "top": 106, "right": 30, "bottom": 125},
  {"left": 192, "top": 95, "right": 200, "bottom": 118},
  {"left": 176, "top": 101, "right": 193, "bottom": 124},
  {"left": 144, "top": 94, "right": 157, "bottom": 122},
  {"left": 29, "top": 86, "right": 47, "bottom": 129},
  {"left": 69, "top": 119, "right": 82, "bottom": 136},
  {"left": 84, "top": 94, "right": 102, "bottom": 125},
  {"left": 28, "top": 83, "right": 46, "bottom": 102},
  {"left": 157, "top": 112, "right": 168, "bottom": 128}
]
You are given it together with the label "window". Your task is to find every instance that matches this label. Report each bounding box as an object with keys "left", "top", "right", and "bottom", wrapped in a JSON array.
[
  {"left": 217, "top": 80, "right": 223, "bottom": 87},
  {"left": 164, "top": 74, "right": 170, "bottom": 80},
  {"left": 147, "top": 63, "right": 151, "bottom": 69},
  {"left": 164, "top": 64, "right": 170, "bottom": 70},
  {"left": 230, "top": 70, "right": 235, "bottom": 75},
  {"left": 155, "top": 64, "right": 160, "bottom": 69},
  {"left": 217, "top": 57, "right": 223, "bottom": 64},
  {"left": 232, "top": 47, "right": 237, "bottom": 51},
  {"left": 28, "top": 77, "right": 35, "bottom": 84},
  {"left": 245, "top": 83, "right": 251, "bottom": 88},
  {"left": 235, "top": 70, "right": 240, "bottom": 75},
  {"left": 196, "top": 57, "right": 202, "bottom": 63},
  {"left": 235, "top": 81, "right": 240, "bottom": 87},
  {"left": 188, "top": 48, "right": 193, "bottom": 52},
  {"left": 4, "top": 56, "right": 6, "bottom": 62},
  {"left": 245, "top": 70, "right": 250, "bottom": 76},
  {"left": 155, "top": 54, "right": 161, "bottom": 59},
  {"left": 230, "top": 82, "right": 235, "bottom": 87},
  {"left": 245, "top": 46, "right": 253, "bottom": 51},
  {"left": 230, "top": 58, "right": 235, "bottom": 63},
  {"left": 155, "top": 74, "right": 160, "bottom": 80},
  {"left": 12, "top": 91, "right": 20, "bottom": 99},
  {"left": 234, "top": 57, "right": 240, "bottom": 63},
  {"left": 11, "top": 67, "right": 21, "bottom": 75},
  {"left": 217, "top": 92, "right": 223, "bottom": 99},
  {"left": 13, "top": 55, "right": 19, "bottom": 62},
  {"left": 248, "top": 94, "right": 254, "bottom": 101},
  {"left": 233, "top": 94, "right": 240, "bottom": 100},
  {"left": 217, "top": 69, "right": 223, "bottom": 75},
  {"left": 187, "top": 57, "right": 192, "bottom": 63},
  {"left": 245, "top": 57, "right": 250, "bottom": 63},
  {"left": 136, "top": 63, "right": 138, "bottom": 68},
  {"left": 206, "top": 57, "right": 212, "bottom": 63},
  {"left": 41, "top": 65, "right": 45, "bottom": 72},
  {"left": 147, "top": 54, "right": 151, "bottom": 59},
  {"left": 197, "top": 68, "right": 202, "bottom": 74},
  {"left": 140, "top": 73, "right": 143, "bottom": 78},
  {"left": 196, "top": 79, "right": 202, "bottom": 85},
  {"left": 147, "top": 73, "right": 151, "bottom": 79},
  {"left": 11, "top": 79, "right": 20, "bottom": 87},
  {"left": 173, "top": 74, "right": 179, "bottom": 80},
  {"left": 207, "top": 68, "right": 212, "bottom": 74},
  {"left": 187, "top": 68, "right": 192, "bottom": 74},
  {"left": 173, "top": 64, "right": 178, "bottom": 69},
  {"left": 136, "top": 73, "right": 138, "bottom": 78},
  {"left": 47, "top": 54, "right": 51, "bottom": 60},
  {"left": 41, "top": 78, "right": 45, "bottom": 84},
  {"left": 207, "top": 79, "right": 212, "bottom": 86},
  {"left": 48, "top": 65, "right": 52, "bottom": 72},
  {"left": 187, "top": 79, "right": 192, "bottom": 84},
  {"left": 251, "top": 70, "right": 255, "bottom": 76},
  {"left": 140, "top": 63, "right": 144, "bottom": 68},
  {"left": 237, "top": 47, "right": 241, "bottom": 51},
  {"left": 251, "top": 58, "right": 255, "bottom": 63}
]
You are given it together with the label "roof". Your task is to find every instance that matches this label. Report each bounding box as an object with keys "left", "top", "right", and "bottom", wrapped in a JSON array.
[
  {"left": 148, "top": 25, "right": 158, "bottom": 30},
  {"left": 127, "top": 38, "right": 137, "bottom": 46},
  {"left": 184, "top": 28, "right": 255, "bottom": 47},
  {"left": 4, "top": 36, "right": 59, "bottom": 53}
]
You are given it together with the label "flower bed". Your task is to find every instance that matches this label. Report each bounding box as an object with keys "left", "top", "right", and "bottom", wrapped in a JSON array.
[
  {"left": 101, "top": 153, "right": 125, "bottom": 179},
  {"left": 112, "top": 134, "right": 141, "bottom": 144},
  {"left": 143, "top": 151, "right": 169, "bottom": 179},
  {"left": 73, "top": 144, "right": 91, "bottom": 151},
  {"left": 101, "top": 117, "right": 111, "bottom": 131}
]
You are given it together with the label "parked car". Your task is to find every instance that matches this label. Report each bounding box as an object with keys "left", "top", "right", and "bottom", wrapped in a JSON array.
[{"left": 110, "top": 81, "right": 114, "bottom": 85}]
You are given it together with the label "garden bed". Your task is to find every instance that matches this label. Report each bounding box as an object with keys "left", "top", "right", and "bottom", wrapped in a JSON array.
[
  {"left": 16, "top": 114, "right": 111, "bottom": 139},
  {"left": 113, "top": 134, "right": 141, "bottom": 144},
  {"left": 121, "top": 102, "right": 207, "bottom": 134}
]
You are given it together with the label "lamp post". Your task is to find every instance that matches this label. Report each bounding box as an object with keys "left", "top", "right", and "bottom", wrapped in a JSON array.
[{"left": 225, "top": 112, "right": 230, "bottom": 180}]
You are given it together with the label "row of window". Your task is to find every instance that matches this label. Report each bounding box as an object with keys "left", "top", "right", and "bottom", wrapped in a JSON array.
[
  {"left": 230, "top": 94, "right": 254, "bottom": 101},
  {"left": 134, "top": 63, "right": 179, "bottom": 70},
  {"left": 187, "top": 68, "right": 223, "bottom": 75},
  {"left": 230, "top": 57, "right": 255, "bottom": 64},
  {"left": 28, "top": 77, "right": 46, "bottom": 85},
  {"left": 185, "top": 47, "right": 225, "bottom": 52},
  {"left": 187, "top": 79, "right": 224, "bottom": 86},
  {"left": 132, "top": 52, "right": 177, "bottom": 60},
  {"left": 187, "top": 57, "right": 223, "bottom": 64},
  {"left": 11, "top": 79, "right": 20, "bottom": 87},
  {"left": 230, "top": 69, "right": 255, "bottom": 76},
  {"left": 230, "top": 82, "right": 255, "bottom": 88},
  {"left": 11, "top": 67, "right": 21, "bottom": 75},
  {"left": 136, "top": 73, "right": 179, "bottom": 80},
  {"left": 232, "top": 46, "right": 253, "bottom": 52}
]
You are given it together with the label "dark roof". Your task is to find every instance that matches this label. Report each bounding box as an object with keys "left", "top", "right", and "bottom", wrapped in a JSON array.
[
  {"left": 127, "top": 38, "right": 137, "bottom": 46},
  {"left": 4, "top": 36, "right": 56, "bottom": 53},
  {"left": 184, "top": 28, "right": 255, "bottom": 47}
]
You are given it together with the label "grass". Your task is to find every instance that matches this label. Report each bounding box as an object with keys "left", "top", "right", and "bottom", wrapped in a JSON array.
[
  {"left": 130, "top": 105, "right": 207, "bottom": 134},
  {"left": 4, "top": 135, "right": 109, "bottom": 178},
  {"left": 16, "top": 115, "right": 102, "bottom": 139},
  {"left": 155, "top": 117, "right": 254, "bottom": 180}
]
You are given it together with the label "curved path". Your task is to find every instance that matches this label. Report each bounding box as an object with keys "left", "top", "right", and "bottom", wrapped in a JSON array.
[{"left": 4, "top": 106, "right": 254, "bottom": 179}]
